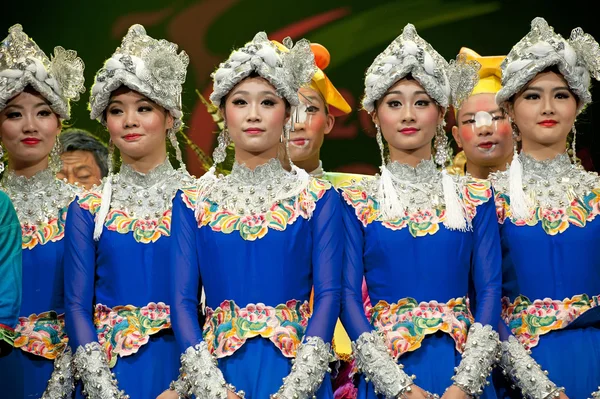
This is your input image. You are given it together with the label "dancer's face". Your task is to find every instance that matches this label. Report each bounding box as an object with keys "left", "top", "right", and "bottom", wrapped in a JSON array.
[
  {"left": 0, "top": 88, "right": 61, "bottom": 167},
  {"left": 223, "top": 76, "right": 289, "bottom": 158},
  {"left": 105, "top": 87, "right": 172, "bottom": 162},
  {"left": 373, "top": 78, "right": 443, "bottom": 154},
  {"left": 509, "top": 71, "right": 577, "bottom": 151}
]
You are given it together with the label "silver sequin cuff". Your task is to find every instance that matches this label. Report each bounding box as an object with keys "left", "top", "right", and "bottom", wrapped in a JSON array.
[
  {"left": 271, "top": 336, "right": 332, "bottom": 399},
  {"left": 41, "top": 347, "right": 74, "bottom": 399},
  {"left": 591, "top": 386, "right": 600, "bottom": 398},
  {"left": 169, "top": 377, "right": 192, "bottom": 399},
  {"left": 352, "top": 331, "right": 415, "bottom": 398},
  {"left": 499, "top": 336, "right": 563, "bottom": 399},
  {"left": 179, "top": 341, "right": 228, "bottom": 399},
  {"left": 452, "top": 323, "right": 500, "bottom": 397},
  {"left": 73, "top": 342, "right": 129, "bottom": 399}
]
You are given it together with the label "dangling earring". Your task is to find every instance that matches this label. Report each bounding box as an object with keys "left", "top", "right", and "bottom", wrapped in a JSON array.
[
  {"left": 510, "top": 118, "right": 520, "bottom": 156},
  {"left": 571, "top": 123, "right": 577, "bottom": 164},
  {"left": 434, "top": 123, "right": 448, "bottom": 167},
  {"left": 0, "top": 142, "right": 5, "bottom": 174},
  {"left": 212, "top": 124, "right": 230, "bottom": 165},
  {"left": 168, "top": 128, "right": 186, "bottom": 170},
  {"left": 49, "top": 138, "right": 63, "bottom": 174},
  {"left": 375, "top": 124, "right": 386, "bottom": 166}
]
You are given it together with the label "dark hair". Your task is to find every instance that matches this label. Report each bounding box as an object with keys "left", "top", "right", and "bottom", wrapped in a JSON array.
[{"left": 59, "top": 129, "right": 109, "bottom": 177}]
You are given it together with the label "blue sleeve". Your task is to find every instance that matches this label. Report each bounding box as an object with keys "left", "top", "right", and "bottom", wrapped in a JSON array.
[
  {"left": 471, "top": 196, "right": 502, "bottom": 329},
  {"left": 64, "top": 198, "right": 99, "bottom": 350},
  {"left": 304, "top": 188, "right": 343, "bottom": 342},
  {"left": 0, "top": 192, "right": 22, "bottom": 340},
  {"left": 170, "top": 191, "right": 204, "bottom": 353},
  {"left": 339, "top": 193, "right": 374, "bottom": 341}
]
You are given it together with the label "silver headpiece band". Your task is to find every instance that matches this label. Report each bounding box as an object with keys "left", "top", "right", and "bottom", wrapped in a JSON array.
[{"left": 0, "top": 24, "right": 85, "bottom": 119}]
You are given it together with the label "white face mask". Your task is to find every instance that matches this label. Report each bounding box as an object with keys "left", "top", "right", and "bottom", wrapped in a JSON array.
[{"left": 463, "top": 110, "right": 506, "bottom": 133}]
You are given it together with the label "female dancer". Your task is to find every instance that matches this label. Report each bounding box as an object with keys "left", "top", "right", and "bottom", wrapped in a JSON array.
[
  {"left": 168, "top": 32, "right": 342, "bottom": 399},
  {"left": 339, "top": 24, "right": 502, "bottom": 398},
  {"left": 491, "top": 17, "right": 600, "bottom": 399},
  {"left": 0, "top": 24, "right": 84, "bottom": 398},
  {"left": 63, "top": 24, "right": 193, "bottom": 398}
]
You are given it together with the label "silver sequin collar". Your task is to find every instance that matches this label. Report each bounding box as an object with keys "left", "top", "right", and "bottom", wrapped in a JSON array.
[
  {"left": 205, "top": 159, "right": 308, "bottom": 216},
  {"left": 363, "top": 159, "right": 446, "bottom": 213},
  {"left": 0, "top": 168, "right": 78, "bottom": 226},
  {"left": 490, "top": 152, "right": 600, "bottom": 209},
  {"left": 107, "top": 159, "right": 194, "bottom": 220}
]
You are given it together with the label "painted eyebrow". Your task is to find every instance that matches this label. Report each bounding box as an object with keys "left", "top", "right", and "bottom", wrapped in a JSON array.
[
  {"left": 108, "top": 97, "right": 152, "bottom": 106},
  {"left": 230, "top": 90, "right": 278, "bottom": 97},
  {"left": 382, "top": 90, "right": 429, "bottom": 97},
  {"left": 4, "top": 102, "right": 49, "bottom": 110},
  {"left": 523, "top": 86, "right": 570, "bottom": 92}
]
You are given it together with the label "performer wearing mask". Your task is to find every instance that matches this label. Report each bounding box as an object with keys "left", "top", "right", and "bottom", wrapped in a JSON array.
[{"left": 450, "top": 48, "right": 512, "bottom": 178}]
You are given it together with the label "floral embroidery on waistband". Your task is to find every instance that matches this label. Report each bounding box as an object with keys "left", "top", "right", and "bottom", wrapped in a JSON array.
[
  {"left": 502, "top": 293, "right": 599, "bottom": 349},
  {"left": 94, "top": 302, "right": 171, "bottom": 367},
  {"left": 367, "top": 296, "right": 474, "bottom": 359},
  {"left": 203, "top": 299, "right": 311, "bottom": 358},
  {"left": 14, "top": 311, "right": 68, "bottom": 359}
]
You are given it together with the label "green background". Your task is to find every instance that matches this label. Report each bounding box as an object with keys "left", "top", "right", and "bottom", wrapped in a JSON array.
[{"left": 2, "top": 0, "right": 598, "bottom": 175}]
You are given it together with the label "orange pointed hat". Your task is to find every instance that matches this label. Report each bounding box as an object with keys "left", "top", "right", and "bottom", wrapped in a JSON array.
[
  {"left": 459, "top": 47, "right": 505, "bottom": 95},
  {"left": 308, "top": 43, "right": 351, "bottom": 116}
]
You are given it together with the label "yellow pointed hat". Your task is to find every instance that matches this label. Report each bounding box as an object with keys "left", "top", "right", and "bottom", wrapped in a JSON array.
[
  {"left": 271, "top": 40, "right": 351, "bottom": 116},
  {"left": 308, "top": 43, "right": 351, "bottom": 116},
  {"left": 460, "top": 47, "right": 505, "bottom": 95}
]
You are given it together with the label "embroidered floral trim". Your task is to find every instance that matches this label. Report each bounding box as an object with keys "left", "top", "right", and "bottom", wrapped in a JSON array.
[
  {"left": 491, "top": 152, "right": 600, "bottom": 235},
  {"left": 0, "top": 323, "right": 15, "bottom": 347},
  {"left": 14, "top": 311, "right": 68, "bottom": 359},
  {"left": 21, "top": 208, "right": 67, "bottom": 249},
  {"left": 341, "top": 179, "right": 492, "bottom": 237},
  {"left": 203, "top": 299, "right": 311, "bottom": 358},
  {"left": 94, "top": 302, "right": 171, "bottom": 367},
  {"left": 78, "top": 191, "right": 173, "bottom": 244},
  {"left": 366, "top": 297, "right": 474, "bottom": 360},
  {"left": 186, "top": 178, "right": 331, "bottom": 241},
  {"left": 495, "top": 188, "right": 600, "bottom": 235},
  {"left": 502, "top": 293, "right": 600, "bottom": 350}
]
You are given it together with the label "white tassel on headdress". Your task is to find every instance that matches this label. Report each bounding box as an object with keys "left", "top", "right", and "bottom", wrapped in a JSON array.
[
  {"left": 441, "top": 170, "right": 468, "bottom": 231},
  {"left": 377, "top": 164, "right": 407, "bottom": 221},
  {"left": 508, "top": 154, "right": 530, "bottom": 220},
  {"left": 93, "top": 175, "right": 112, "bottom": 241}
]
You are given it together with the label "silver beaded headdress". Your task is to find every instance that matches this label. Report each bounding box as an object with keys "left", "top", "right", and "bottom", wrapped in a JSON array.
[
  {"left": 447, "top": 53, "right": 481, "bottom": 110},
  {"left": 362, "top": 23, "right": 450, "bottom": 113},
  {"left": 89, "top": 24, "right": 189, "bottom": 131},
  {"left": 496, "top": 17, "right": 600, "bottom": 110},
  {"left": 0, "top": 24, "right": 85, "bottom": 119},
  {"left": 210, "top": 32, "right": 316, "bottom": 108}
]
